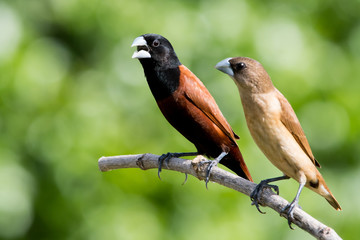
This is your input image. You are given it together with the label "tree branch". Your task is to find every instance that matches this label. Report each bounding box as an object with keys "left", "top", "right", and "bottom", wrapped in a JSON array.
[{"left": 98, "top": 153, "right": 342, "bottom": 240}]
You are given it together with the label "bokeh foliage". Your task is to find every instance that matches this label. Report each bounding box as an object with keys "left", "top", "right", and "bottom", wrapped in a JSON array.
[{"left": 0, "top": 0, "right": 359, "bottom": 239}]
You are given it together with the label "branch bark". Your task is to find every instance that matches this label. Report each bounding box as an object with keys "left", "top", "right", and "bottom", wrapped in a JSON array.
[{"left": 98, "top": 153, "right": 342, "bottom": 240}]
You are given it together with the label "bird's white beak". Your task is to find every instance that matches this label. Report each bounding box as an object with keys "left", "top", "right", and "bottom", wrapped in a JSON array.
[
  {"left": 131, "top": 36, "right": 151, "bottom": 59},
  {"left": 215, "top": 58, "right": 234, "bottom": 77}
]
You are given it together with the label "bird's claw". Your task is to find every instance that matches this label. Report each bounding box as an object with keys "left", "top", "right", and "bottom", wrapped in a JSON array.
[
  {"left": 182, "top": 173, "right": 188, "bottom": 185},
  {"left": 196, "top": 159, "right": 213, "bottom": 189},
  {"left": 281, "top": 202, "right": 298, "bottom": 230},
  {"left": 250, "top": 189, "right": 266, "bottom": 214},
  {"left": 250, "top": 181, "right": 280, "bottom": 214},
  {"left": 205, "top": 160, "right": 218, "bottom": 189},
  {"left": 250, "top": 198, "right": 266, "bottom": 214},
  {"left": 158, "top": 152, "right": 176, "bottom": 180},
  {"left": 158, "top": 152, "right": 194, "bottom": 184}
]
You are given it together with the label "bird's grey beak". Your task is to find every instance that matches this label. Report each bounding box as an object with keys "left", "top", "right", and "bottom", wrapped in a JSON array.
[
  {"left": 215, "top": 58, "right": 234, "bottom": 77},
  {"left": 131, "top": 36, "right": 151, "bottom": 59}
]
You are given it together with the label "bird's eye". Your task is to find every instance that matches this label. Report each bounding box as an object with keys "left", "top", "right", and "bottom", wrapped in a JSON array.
[
  {"left": 152, "top": 40, "right": 160, "bottom": 47},
  {"left": 235, "top": 62, "right": 246, "bottom": 70}
]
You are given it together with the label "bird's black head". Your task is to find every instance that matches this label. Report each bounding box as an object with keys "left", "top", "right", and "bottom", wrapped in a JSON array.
[
  {"left": 131, "top": 34, "right": 182, "bottom": 100},
  {"left": 132, "top": 34, "right": 181, "bottom": 70}
]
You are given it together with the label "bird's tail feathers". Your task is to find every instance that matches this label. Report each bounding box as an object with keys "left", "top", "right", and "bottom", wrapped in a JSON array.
[
  {"left": 221, "top": 147, "right": 253, "bottom": 182},
  {"left": 325, "top": 195, "right": 341, "bottom": 211},
  {"left": 316, "top": 177, "right": 341, "bottom": 210}
]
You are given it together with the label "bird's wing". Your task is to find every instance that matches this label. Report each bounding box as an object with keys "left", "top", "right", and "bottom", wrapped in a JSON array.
[
  {"left": 277, "top": 90, "right": 321, "bottom": 167},
  {"left": 179, "top": 65, "right": 239, "bottom": 141}
]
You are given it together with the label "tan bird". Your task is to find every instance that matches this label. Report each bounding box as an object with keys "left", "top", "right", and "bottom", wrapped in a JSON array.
[{"left": 215, "top": 57, "right": 341, "bottom": 227}]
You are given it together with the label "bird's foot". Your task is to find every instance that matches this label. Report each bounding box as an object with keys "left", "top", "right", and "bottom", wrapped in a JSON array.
[
  {"left": 158, "top": 152, "right": 180, "bottom": 180},
  {"left": 203, "top": 152, "right": 227, "bottom": 189},
  {"left": 205, "top": 160, "right": 219, "bottom": 189},
  {"left": 158, "top": 152, "right": 198, "bottom": 182},
  {"left": 196, "top": 159, "right": 215, "bottom": 189},
  {"left": 281, "top": 201, "right": 299, "bottom": 229},
  {"left": 250, "top": 180, "right": 279, "bottom": 214}
]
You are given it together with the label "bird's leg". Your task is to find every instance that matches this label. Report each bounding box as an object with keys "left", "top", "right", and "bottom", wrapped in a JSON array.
[
  {"left": 281, "top": 182, "right": 305, "bottom": 229},
  {"left": 204, "top": 151, "right": 228, "bottom": 189},
  {"left": 251, "top": 175, "right": 290, "bottom": 214},
  {"left": 158, "top": 152, "right": 199, "bottom": 180}
]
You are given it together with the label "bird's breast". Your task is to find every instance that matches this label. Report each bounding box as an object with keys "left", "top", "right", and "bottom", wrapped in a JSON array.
[
  {"left": 241, "top": 92, "right": 288, "bottom": 162},
  {"left": 143, "top": 66, "right": 181, "bottom": 100},
  {"left": 241, "top": 91, "right": 282, "bottom": 132}
]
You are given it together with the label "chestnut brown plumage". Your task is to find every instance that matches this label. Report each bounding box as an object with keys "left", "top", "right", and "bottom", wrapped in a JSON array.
[
  {"left": 216, "top": 57, "right": 341, "bottom": 228},
  {"left": 131, "top": 34, "right": 253, "bottom": 185}
]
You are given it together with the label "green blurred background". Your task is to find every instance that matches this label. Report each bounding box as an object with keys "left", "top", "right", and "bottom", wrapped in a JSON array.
[{"left": 0, "top": 0, "right": 359, "bottom": 239}]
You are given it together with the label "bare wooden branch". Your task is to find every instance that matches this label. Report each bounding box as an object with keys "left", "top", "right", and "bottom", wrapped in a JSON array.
[{"left": 98, "top": 153, "right": 342, "bottom": 240}]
